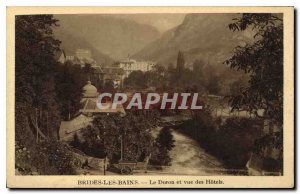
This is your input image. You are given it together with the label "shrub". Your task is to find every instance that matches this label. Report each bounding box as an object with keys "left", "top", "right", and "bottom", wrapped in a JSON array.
[{"left": 16, "top": 140, "right": 76, "bottom": 175}]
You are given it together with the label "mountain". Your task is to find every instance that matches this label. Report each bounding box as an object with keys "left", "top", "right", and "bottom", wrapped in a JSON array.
[
  {"left": 133, "top": 13, "right": 252, "bottom": 67},
  {"left": 53, "top": 28, "right": 114, "bottom": 65},
  {"left": 54, "top": 15, "right": 160, "bottom": 61}
]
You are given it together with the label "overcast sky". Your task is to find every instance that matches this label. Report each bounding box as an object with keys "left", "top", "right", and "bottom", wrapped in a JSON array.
[{"left": 108, "top": 14, "right": 186, "bottom": 33}]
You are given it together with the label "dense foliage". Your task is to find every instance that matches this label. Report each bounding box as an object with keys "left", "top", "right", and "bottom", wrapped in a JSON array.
[
  {"left": 225, "top": 14, "right": 283, "bottom": 124},
  {"left": 72, "top": 110, "right": 160, "bottom": 162},
  {"left": 16, "top": 140, "right": 76, "bottom": 175},
  {"left": 16, "top": 15, "right": 61, "bottom": 139},
  {"left": 55, "top": 62, "right": 86, "bottom": 120},
  {"left": 15, "top": 15, "right": 83, "bottom": 174},
  {"left": 225, "top": 14, "right": 283, "bottom": 161}
]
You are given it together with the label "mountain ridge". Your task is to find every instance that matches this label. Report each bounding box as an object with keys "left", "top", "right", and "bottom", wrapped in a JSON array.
[
  {"left": 54, "top": 15, "right": 160, "bottom": 61},
  {"left": 133, "top": 13, "right": 251, "bottom": 67}
]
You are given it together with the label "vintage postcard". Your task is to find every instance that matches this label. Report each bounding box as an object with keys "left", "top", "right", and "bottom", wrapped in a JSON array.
[{"left": 7, "top": 6, "right": 294, "bottom": 188}]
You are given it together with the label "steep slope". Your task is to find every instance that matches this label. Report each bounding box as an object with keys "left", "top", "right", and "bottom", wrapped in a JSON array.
[
  {"left": 54, "top": 15, "right": 160, "bottom": 61},
  {"left": 134, "top": 13, "right": 252, "bottom": 67},
  {"left": 53, "top": 28, "right": 114, "bottom": 65}
]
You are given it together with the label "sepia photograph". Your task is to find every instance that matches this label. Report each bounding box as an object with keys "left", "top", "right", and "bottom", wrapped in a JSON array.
[{"left": 6, "top": 6, "right": 294, "bottom": 188}]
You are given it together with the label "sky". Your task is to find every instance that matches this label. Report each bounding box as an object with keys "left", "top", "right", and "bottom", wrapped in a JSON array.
[{"left": 108, "top": 14, "right": 186, "bottom": 33}]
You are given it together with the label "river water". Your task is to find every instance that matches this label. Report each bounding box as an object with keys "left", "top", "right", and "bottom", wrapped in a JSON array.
[{"left": 162, "top": 129, "right": 227, "bottom": 175}]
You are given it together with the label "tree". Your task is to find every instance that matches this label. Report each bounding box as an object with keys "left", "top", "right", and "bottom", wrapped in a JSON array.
[
  {"left": 103, "top": 80, "right": 115, "bottom": 93},
  {"left": 171, "top": 51, "right": 186, "bottom": 87},
  {"left": 124, "top": 70, "right": 146, "bottom": 89},
  {"left": 156, "top": 127, "right": 175, "bottom": 151},
  {"left": 34, "top": 141, "right": 76, "bottom": 175},
  {"left": 55, "top": 62, "right": 85, "bottom": 120},
  {"left": 225, "top": 14, "right": 283, "bottom": 124},
  {"left": 176, "top": 51, "right": 185, "bottom": 71},
  {"left": 225, "top": 14, "right": 283, "bottom": 167},
  {"left": 206, "top": 75, "right": 221, "bottom": 95},
  {"left": 15, "top": 15, "right": 82, "bottom": 174},
  {"left": 190, "top": 60, "right": 206, "bottom": 92},
  {"left": 80, "top": 125, "right": 106, "bottom": 158},
  {"left": 82, "top": 63, "right": 95, "bottom": 81},
  {"left": 230, "top": 77, "right": 248, "bottom": 96},
  {"left": 15, "top": 15, "right": 61, "bottom": 139},
  {"left": 151, "top": 127, "right": 175, "bottom": 166},
  {"left": 143, "top": 65, "right": 168, "bottom": 88},
  {"left": 80, "top": 111, "right": 159, "bottom": 162},
  {"left": 153, "top": 64, "right": 166, "bottom": 76},
  {"left": 192, "top": 59, "right": 205, "bottom": 73}
]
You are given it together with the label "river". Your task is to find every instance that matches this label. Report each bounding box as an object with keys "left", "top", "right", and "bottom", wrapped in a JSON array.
[{"left": 160, "top": 129, "right": 227, "bottom": 175}]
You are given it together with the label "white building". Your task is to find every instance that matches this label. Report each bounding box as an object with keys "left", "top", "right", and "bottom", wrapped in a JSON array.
[
  {"left": 66, "top": 49, "right": 98, "bottom": 68},
  {"left": 66, "top": 55, "right": 75, "bottom": 61},
  {"left": 76, "top": 49, "right": 92, "bottom": 59},
  {"left": 117, "top": 59, "right": 156, "bottom": 78}
]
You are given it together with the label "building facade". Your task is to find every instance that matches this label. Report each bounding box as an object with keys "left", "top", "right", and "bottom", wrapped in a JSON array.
[
  {"left": 116, "top": 59, "right": 156, "bottom": 79},
  {"left": 66, "top": 49, "right": 98, "bottom": 68}
]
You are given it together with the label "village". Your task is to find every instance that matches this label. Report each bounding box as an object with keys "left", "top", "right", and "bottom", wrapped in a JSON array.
[
  {"left": 44, "top": 47, "right": 280, "bottom": 176},
  {"left": 54, "top": 48, "right": 212, "bottom": 175},
  {"left": 14, "top": 13, "right": 284, "bottom": 178}
]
